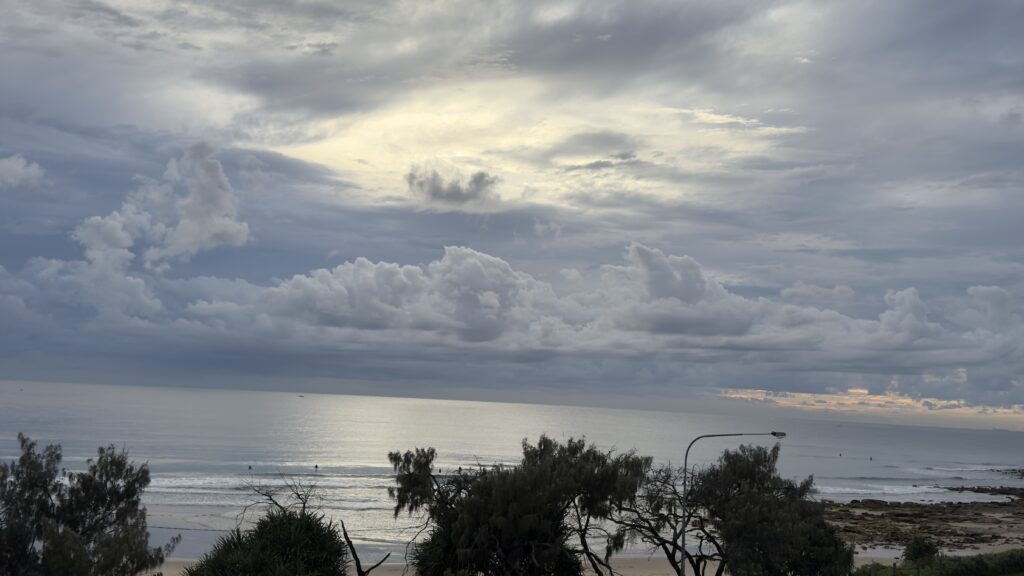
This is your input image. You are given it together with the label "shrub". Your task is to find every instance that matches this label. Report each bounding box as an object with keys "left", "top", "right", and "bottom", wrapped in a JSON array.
[
  {"left": 903, "top": 533, "right": 939, "bottom": 567},
  {"left": 853, "top": 549, "right": 1024, "bottom": 576},
  {"left": 183, "top": 509, "right": 349, "bottom": 576},
  {"left": 937, "top": 548, "right": 1024, "bottom": 576}
]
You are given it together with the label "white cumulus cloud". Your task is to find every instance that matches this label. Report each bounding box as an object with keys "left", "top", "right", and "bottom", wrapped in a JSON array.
[{"left": 0, "top": 155, "right": 44, "bottom": 189}]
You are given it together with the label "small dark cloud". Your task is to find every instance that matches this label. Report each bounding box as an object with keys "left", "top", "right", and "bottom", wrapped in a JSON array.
[
  {"left": 564, "top": 159, "right": 616, "bottom": 172},
  {"left": 562, "top": 152, "right": 640, "bottom": 172},
  {"left": 552, "top": 130, "right": 638, "bottom": 157},
  {"left": 72, "top": 0, "right": 142, "bottom": 28},
  {"left": 1001, "top": 110, "right": 1022, "bottom": 127},
  {"left": 406, "top": 167, "right": 499, "bottom": 205},
  {"left": 120, "top": 40, "right": 158, "bottom": 52}
]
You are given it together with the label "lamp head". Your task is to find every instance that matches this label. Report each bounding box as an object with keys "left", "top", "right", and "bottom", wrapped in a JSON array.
[{"left": 770, "top": 431, "right": 787, "bottom": 439}]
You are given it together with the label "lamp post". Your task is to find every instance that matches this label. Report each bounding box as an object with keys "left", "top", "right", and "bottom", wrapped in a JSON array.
[{"left": 680, "top": 431, "right": 786, "bottom": 567}]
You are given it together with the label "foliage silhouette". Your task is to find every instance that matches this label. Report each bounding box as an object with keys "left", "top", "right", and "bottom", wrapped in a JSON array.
[
  {"left": 389, "top": 436, "right": 649, "bottom": 576},
  {"left": 611, "top": 461, "right": 714, "bottom": 575},
  {"left": 903, "top": 533, "right": 939, "bottom": 568},
  {"left": 613, "top": 443, "right": 852, "bottom": 576},
  {"left": 184, "top": 479, "right": 351, "bottom": 576},
  {"left": 688, "top": 444, "right": 853, "bottom": 576},
  {"left": 183, "top": 509, "right": 348, "bottom": 576},
  {"left": 0, "top": 433, "right": 177, "bottom": 576},
  {"left": 854, "top": 548, "right": 1024, "bottom": 576}
]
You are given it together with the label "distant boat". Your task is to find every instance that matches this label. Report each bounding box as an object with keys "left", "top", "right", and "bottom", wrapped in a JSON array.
[{"left": 298, "top": 394, "right": 305, "bottom": 397}]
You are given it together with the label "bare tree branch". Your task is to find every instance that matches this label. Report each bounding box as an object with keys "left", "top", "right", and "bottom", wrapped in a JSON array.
[{"left": 342, "top": 520, "right": 391, "bottom": 576}]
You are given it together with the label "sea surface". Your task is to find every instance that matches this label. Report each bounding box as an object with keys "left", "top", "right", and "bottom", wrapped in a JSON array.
[{"left": 1, "top": 380, "right": 1022, "bottom": 559}]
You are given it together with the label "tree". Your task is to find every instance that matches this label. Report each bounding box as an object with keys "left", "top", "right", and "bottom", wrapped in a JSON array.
[
  {"left": 341, "top": 519, "right": 391, "bottom": 576},
  {"left": 520, "top": 436, "right": 650, "bottom": 576},
  {"left": 688, "top": 444, "right": 853, "bottom": 576},
  {"left": 0, "top": 433, "right": 178, "bottom": 576},
  {"left": 388, "top": 436, "right": 649, "bottom": 576},
  {"left": 612, "top": 462, "right": 716, "bottom": 576},
  {"left": 613, "top": 444, "right": 852, "bottom": 576},
  {"left": 184, "top": 479, "right": 352, "bottom": 576}
]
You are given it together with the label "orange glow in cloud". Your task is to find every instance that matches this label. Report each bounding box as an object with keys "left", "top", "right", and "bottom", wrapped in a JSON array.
[{"left": 720, "top": 388, "right": 1024, "bottom": 430}]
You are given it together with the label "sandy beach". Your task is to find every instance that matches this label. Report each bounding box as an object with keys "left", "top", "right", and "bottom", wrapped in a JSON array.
[
  {"left": 150, "top": 553, "right": 928, "bottom": 576},
  {"left": 152, "top": 557, "right": 722, "bottom": 576},
  {"left": 153, "top": 558, "right": 690, "bottom": 576},
  {"left": 149, "top": 486, "right": 1024, "bottom": 576}
]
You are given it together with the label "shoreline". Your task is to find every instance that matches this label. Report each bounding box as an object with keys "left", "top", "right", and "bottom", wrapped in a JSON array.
[
  {"left": 151, "top": 555, "right": 908, "bottom": 576},
  {"left": 825, "top": 486, "right": 1024, "bottom": 554},
  {"left": 152, "top": 486, "right": 1024, "bottom": 575},
  {"left": 151, "top": 552, "right": 947, "bottom": 576}
]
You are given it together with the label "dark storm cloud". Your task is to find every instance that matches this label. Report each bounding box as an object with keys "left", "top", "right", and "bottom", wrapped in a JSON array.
[{"left": 406, "top": 168, "right": 500, "bottom": 205}]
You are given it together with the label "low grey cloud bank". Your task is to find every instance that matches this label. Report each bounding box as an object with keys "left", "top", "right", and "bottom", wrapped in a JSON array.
[{"left": 1, "top": 150, "right": 1022, "bottom": 408}]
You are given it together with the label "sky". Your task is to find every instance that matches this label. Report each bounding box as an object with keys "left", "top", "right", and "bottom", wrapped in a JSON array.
[{"left": 1, "top": 0, "right": 1023, "bottom": 426}]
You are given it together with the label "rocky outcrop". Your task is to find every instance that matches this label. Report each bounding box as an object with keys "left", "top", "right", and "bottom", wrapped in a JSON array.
[{"left": 824, "top": 487, "right": 1024, "bottom": 551}]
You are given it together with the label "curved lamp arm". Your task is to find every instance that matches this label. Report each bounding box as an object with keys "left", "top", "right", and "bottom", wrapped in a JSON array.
[{"left": 680, "top": 431, "right": 786, "bottom": 559}]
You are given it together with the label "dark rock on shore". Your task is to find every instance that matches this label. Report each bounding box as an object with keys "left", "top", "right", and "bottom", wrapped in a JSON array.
[
  {"left": 825, "top": 487, "right": 1024, "bottom": 551},
  {"left": 1000, "top": 468, "right": 1024, "bottom": 479}
]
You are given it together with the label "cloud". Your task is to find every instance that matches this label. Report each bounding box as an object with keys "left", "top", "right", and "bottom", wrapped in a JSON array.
[
  {"left": 3, "top": 0, "right": 1024, "bottom": 417},
  {"left": 7, "top": 154, "right": 1022, "bottom": 407},
  {"left": 185, "top": 245, "right": 577, "bottom": 350},
  {"left": 143, "top": 143, "right": 250, "bottom": 267},
  {"left": 23, "top": 250, "right": 162, "bottom": 320},
  {"left": 69, "top": 143, "right": 249, "bottom": 272},
  {"left": 562, "top": 152, "right": 640, "bottom": 172},
  {"left": 9, "top": 144, "right": 249, "bottom": 321},
  {"left": 551, "top": 131, "right": 638, "bottom": 157},
  {"left": 406, "top": 167, "right": 500, "bottom": 205},
  {"left": 0, "top": 155, "right": 44, "bottom": 189},
  {"left": 781, "top": 281, "right": 857, "bottom": 308},
  {"left": 721, "top": 388, "right": 1023, "bottom": 424}
]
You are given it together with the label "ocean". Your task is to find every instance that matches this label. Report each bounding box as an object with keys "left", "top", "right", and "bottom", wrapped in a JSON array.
[{"left": 1, "top": 380, "right": 1022, "bottom": 560}]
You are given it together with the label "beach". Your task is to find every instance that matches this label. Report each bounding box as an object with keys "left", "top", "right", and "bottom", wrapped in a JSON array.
[
  {"left": 826, "top": 486, "right": 1024, "bottom": 554},
  {"left": 146, "top": 484, "right": 1024, "bottom": 575},
  {"left": 152, "top": 547, "right": 1014, "bottom": 576},
  {"left": 152, "top": 558, "right": 692, "bottom": 576},
  {"left": 151, "top": 558, "right": 693, "bottom": 576}
]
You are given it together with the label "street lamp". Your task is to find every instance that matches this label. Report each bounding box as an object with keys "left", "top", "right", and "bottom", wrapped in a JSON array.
[{"left": 680, "top": 431, "right": 786, "bottom": 561}]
